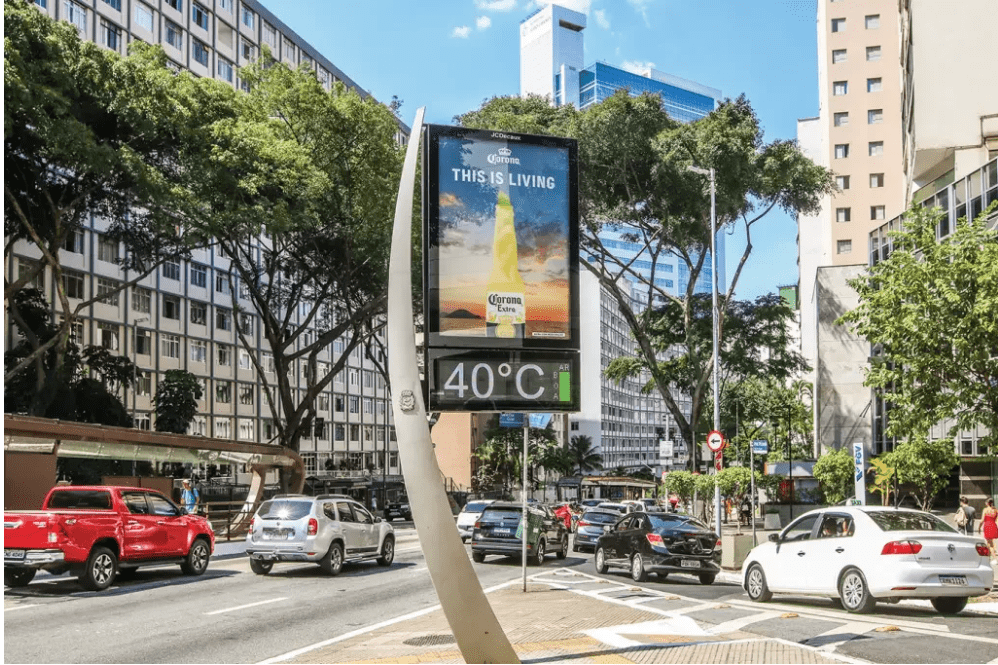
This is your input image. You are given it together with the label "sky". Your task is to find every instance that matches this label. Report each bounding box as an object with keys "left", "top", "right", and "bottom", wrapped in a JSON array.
[{"left": 263, "top": 0, "right": 820, "bottom": 299}]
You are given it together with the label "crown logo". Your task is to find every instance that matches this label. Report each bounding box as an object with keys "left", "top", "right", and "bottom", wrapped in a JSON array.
[{"left": 498, "top": 147, "right": 512, "bottom": 157}]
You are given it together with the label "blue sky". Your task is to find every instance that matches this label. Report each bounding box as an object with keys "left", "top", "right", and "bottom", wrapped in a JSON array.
[{"left": 263, "top": 0, "right": 819, "bottom": 299}]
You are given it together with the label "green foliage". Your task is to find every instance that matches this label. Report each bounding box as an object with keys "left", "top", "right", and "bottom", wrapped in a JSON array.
[
  {"left": 812, "top": 447, "right": 854, "bottom": 505},
  {"left": 715, "top": 466, "right": 755, "bottom": 499},
  {"left": 153, "top": 370, "right": 204, "bottom": 434},
  {"left": 880, "top": 438, "right": 959, "bottom": 511},
  {"left": 661, "top": 471, "right": 696, "bottom": 507},
  {"left": 719, "top": 378, "right": 813, "bottom": 465},
  {"left": 567, "top": 435, "right": 603, "bottom": 475},
  {"left": 473, "top": 424, "right": 558, "bottom": 494},
  {"left": 839, "top": 203, "right": 998, "bottom": 452}
]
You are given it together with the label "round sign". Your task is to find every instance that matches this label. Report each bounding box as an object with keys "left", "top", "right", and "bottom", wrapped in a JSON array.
[{"left": 706, "top": 430, "right": 725, "bottom": 452}]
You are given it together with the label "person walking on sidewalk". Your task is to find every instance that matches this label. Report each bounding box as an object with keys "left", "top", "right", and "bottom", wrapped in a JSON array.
[
  {"left": 979, "top": 498, "right": 997, "bottom": 564},
  {"left": 181, "top": 479, "right": 200, "bottom": 515},
  {"left": 955, "top": 496, "right": 975, "bottom": 535}
]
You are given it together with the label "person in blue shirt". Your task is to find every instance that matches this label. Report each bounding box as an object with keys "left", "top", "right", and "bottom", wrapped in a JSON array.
[{"left": 180, "top": 479, "right": 200, "bottom": 514}]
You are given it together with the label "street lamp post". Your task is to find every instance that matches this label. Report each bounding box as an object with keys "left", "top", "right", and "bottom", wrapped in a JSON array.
[{"left": 688, "top": 164, "right": 721, "bottom": 539}]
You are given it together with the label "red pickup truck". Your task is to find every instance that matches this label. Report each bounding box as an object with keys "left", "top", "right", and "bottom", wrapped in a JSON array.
[{"left": 4, "top": 485, "right": 215, "bottom": 591}]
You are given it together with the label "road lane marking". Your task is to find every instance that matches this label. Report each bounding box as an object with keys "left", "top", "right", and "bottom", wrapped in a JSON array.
[
  {"left": 205, "top": 597, "right": 288, "bottom": 616},
  {"left": 709, "top": 610, "right": 783, "bottom": 634},
  {"left": 3, "top": 604, "right": 38, "bottom": 612}
]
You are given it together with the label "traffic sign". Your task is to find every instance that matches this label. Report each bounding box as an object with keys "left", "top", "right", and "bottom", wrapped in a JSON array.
[
  {"left": 706, "top": 430, "right": 725, "bottom": 453},
  {"left": 714, "top": 451, "right": 723, "bottom": 471},
  {"left": 499, "top": 413, "right": 525, "bottom": 428},
  {"left": 751, "top": 439, "right": 769, "bottom": 455}
]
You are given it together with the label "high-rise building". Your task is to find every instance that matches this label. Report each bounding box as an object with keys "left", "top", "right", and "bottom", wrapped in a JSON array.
[{"left": 8, "top": 0, "right": 408, "bottom": 490}]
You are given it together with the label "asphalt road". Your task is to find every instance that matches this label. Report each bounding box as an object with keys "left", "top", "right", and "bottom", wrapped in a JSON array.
[{"left": 5, "top": 530, "right": 997, "bottom": 664}]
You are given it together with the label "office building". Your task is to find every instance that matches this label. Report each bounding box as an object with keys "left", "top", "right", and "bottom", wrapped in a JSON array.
[{"left": 8, "top": 0, "right": 409, "bottom": 489}]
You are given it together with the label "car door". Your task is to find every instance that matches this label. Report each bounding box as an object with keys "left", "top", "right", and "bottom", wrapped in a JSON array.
[
  {"left": 335, "top": 501, "right": 364, "bottom": 556},
  {"left": 767, "top": 514, "right": 820, "bottom": 591},
  {"left": 809, "top": 513, "right": 856, "bottom": 592},
  {"left": 620, "top": 515, "right": 649, "bottom": 560},
  {"left": 120, "top": 491, "right": 161, "bottom": 559},
  {"left": 350, "top": 503, "right": 380, "bottom": 553},
  {"left": 145, "top": 492, "right": 188, "bottom": 556},
  {"left": 540, "top": 507, "right": 560, "bottom": 547},
  {"left": 604, "top": 516, "right": 633, "bottom": 563}
]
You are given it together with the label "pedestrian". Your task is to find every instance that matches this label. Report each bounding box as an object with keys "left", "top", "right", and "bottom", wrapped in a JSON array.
[
  {"left": 724, "top": 497, "right": 732, "bottom": 524},
  {"left": 979, "top": 498, "right": 997, "bottom": 564},
  {"left": 180, "top": 479, "right": 200, "bottom": 514},
  {"left": 740, "top": 495, "right": 752, "bottom": 527},
  {"left": 955, "top": 496, "right": 975, "bottom": 535},
  {"left": 669, "top": 494, "right": 679, "bottom": 513}
]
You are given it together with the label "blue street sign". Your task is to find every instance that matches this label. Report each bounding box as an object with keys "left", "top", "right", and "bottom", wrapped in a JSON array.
[
  {"left": 528, "top": 413, "right": 553, "bottom": 429},
  {"left": 499, "top": 413, "right": 525, "bottom": 428},
  {"left": 751, "top": 439, "right": 769, "bottom": 455}
]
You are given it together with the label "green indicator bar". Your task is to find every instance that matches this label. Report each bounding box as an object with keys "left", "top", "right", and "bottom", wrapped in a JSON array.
[{"left": 559, "top": 371, "right": 571, "bottom": 402}]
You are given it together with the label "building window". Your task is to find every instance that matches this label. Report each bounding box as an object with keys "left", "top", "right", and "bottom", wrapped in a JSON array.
[
  {"left": 831, "top": 18, "right": 845, "bottom": 32},
  {"left": 218, "top": 0, "right": 231, "bottom": 12},
  {"left": 189, "top": 301, "right": 207, "bottom": 325},
  {"left": 335, "top": 424, "right": 345, "bottom": 441},
  {"left": 836, "top": 175, "right": 850, "bottom": 190},
  {"left": 865, "top": 14, "right": 880, "bottom": 29},
  {"left": 96, "top": 277, "right": 120, "bottom": 306},
  {"left": 240, "top": 39, "right": 255, "bottom": 62},
  {"left": 217, "top": 57, "right": 234, "bottom": 83},
  {"left": 870, "top": 173, "right": 884, "bottom": 188},
  {"left": 867, "top": 77, "right": 882, "bottom": 93},
  {"left": 192, "top": 39, "right": 209, "bottom": 66},
  {"left": 101, "top": 0, "right": 121, "bottom": 8},
  {"left": 238, "top": 313, "right": 253, "bottom": 335},
  {"left": 190, "top": 263, "right": 207, "bottom": 288},
  {"left": 63, "top": 1, "right": 87, "bottom": 35},
  {"left": 215, "top": 273, "right": 231, "bottom": 294},
  {"left": 833, "top": 112, "right": 849, "bottom": 127},
  {"left": 97, "top": 235, "right": 119, "bottom": 263},
  {"left": 165, "top": 20, "right": 183, "bottom": 50},
  {"left": 262, "top": 353, "right": 275, "bottom": 373},
  {"left": 349, "top": 396, "right": 359, "bottom": 413},
  {"left": 64, "top": 229, "right": 85, "bottom": 254},
  {"left": 134, "top": 3, "right": 153, "bottom": 31},
  {"left": 191, "top": 2, "right": 208, "bottom": 30},
  {"left": 163, "top": 261, "right": 180, "bottom": 280},
  {"left": 239, "top": 384, "right": 254, "bottom": 406},
  {"left": 350, "top": 424, "right": 359, "bottom": 441},
  {"left": 99, "top": 19, "right": 122, "bottom": 52},
  {"left": 214, "top": 417, "right": 231, "bottom": 439},
  {"left": 165, "top": 0, "right": 181, "bottom": 10},
  {"left": 163, "top": 295, "right": 180, "bottom": 320},
  {"left": 868, "top": 109, "right": 883, "bottom": 124},
  {"left": 870, "top": 205, "right": 885, "bottom": 220},
  {"left": 868, "top": 141, "right": 884, "bottom": 157},
  {"left": 262, "top": 22, "right": 277, "bottom": 47},
  {"left": 240, "top": 6, "right": 254, "bottom": 28},
  {"left": 161, "top": 334, "right": 180, "bottom": 358},
  {"left": 832, "top": 49, "right": 847, "bottom": 64},
  {"left": 283, "top": 36, "right": 295, "bottom": 61},
  {"left": 837, "top": 239, "right": 852, "bottom": 254},
  {"left": 134, "top": 329, "right": 151, "bottom": 355},
  {"left": 216, "top": 308, "right": 231, "bottom": 331},
  {"left": 216, "top": 381, "right": 231, "bottom": 403},
  {"left": 836, "top": 207, "right": 851, "bottom": 223},
  {"left": 136, "top": 371, "right": 152, "bottom": 396},
  {"left": 132, "top": 287, "right": 151, "bottom": 314},
  {"left": 98, "top": 322, "right": 119, "bottom": 350},
  {"left": 363, "top": 398, "right": 373, "bottom": 414},
  {"left": 217, "top": 343, "right": 231, "bottom": 366},
  {"left": 18, "top": 260, "right": 44, "bottom": 290},
  {"left": 834, "top": 144, "right": 849, "bottom": 159},
  {"left": 190, "top": 339, "right": 207, "bottom": 363},
  {"left": 334, "top": 395, "right": 345, "bottom": 413},
  {"left": 866, "top": 45, "right": 881, "bottom": 61},
  {"left": 238, "top": 349, "right": 251, "bottom": 370},
  {"left": 832, "top": 81, "right": 848, "bottom": 96}
]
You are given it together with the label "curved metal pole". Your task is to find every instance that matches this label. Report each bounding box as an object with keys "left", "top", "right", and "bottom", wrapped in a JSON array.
[{"left": 387, "top": 108, "right": 519, "bottom": 664}]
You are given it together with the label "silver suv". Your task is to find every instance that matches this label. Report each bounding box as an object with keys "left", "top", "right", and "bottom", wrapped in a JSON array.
[{"left": 245, "top": 495, "right": 395, "bottom": 576}]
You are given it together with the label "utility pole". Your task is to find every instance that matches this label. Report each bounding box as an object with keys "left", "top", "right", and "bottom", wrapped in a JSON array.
[{"left": 787, "top": 404, "right": 794, "bottom": 521}]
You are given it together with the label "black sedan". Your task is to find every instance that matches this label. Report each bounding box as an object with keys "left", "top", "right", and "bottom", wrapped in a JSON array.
[
  {"left": 594, "top": 511, "right": 721, "bottom": 584},
  {"left": 384, "top": 501, "right": 411, "bottom": 521},
  {"left": 573, "top": 509, "right": 620, "bottom": 553}
]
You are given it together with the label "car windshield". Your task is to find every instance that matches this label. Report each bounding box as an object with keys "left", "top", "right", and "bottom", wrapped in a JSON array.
[
  {"left": 481, "top": 508, "right": 523, "bottom": 521},
  {"left": 582, "top": 511, "right": 618, "bottom": 525},
  {"left": 257, "top": 500, "right": 312, "bottom": 520},
  {"left": 463, "top": 501, "right": 491, "bottom": 513},
  {"left": 866, "top": 510, "right": 957, "bottom": 533},
  {"left": 648, "top": 515, "right": 686, "bottom": 530}
]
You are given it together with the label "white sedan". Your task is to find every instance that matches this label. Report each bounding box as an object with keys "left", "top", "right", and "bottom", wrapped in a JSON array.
[{"left": 741, "top": 506, "right": 993, "bottom": 614}]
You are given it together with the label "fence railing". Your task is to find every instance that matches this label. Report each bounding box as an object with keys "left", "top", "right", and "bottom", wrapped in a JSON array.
[{"left": 203, "top": 500, "right": 255, "bottom": 542}]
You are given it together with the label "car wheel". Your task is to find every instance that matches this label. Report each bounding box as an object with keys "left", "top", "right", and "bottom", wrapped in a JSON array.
[
  {"left": 556, "top": 536, "right": 568, "bottom": 560},
  {"left": 698, "top": 572, "right": 716, "bottom": 585},
  {"left": 745, "top": 564, "right": 772, "bottom": 602},
  {"left": 250, "top": 558, "right": 273, "bottom": 575},
  {"left": 530, "top": 540, "right": 546, "bottom": 566},
  {"left": 594, "top": 546, "right": 608, "bottom": 574},
  {"left": 320, "top": 541, "right": 344, "bottom": 576},
  {"left": 931, "top": 597, "right": 968, "bottom": 615},
  {"left": 377, "top": 536, "right": 395, "bottom": 567},
  {"left": 472, "top": 551, "right": 486, "bottom": 563},
  {"left": 4, "top": 568, "right": 36, "bottom": 588},
  {"left": 80, "top": 546, "right": 117, "bottom": 591},
  {"left": 630, "top": 553, "right": 647, "bottom": 582},
  {"left": 839, "top": 567, "right": 877, "bottom": 613},
  {"left": 181, "top": 537, "right": 210, "bottom": 576}
]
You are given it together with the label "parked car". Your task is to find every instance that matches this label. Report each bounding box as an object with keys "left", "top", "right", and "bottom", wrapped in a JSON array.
[
  {"left": 471, "top": 502, "right": 569, "bottom": 565},
  {"left": 741, "top": 506, "right": 994, "bottom": 614},
  {"left": 4, "top": 485, "right": 214, "bottom": 591},
  {"left": 594, "top": 511, "right": 722, "bottom": 584},
  {"left": 384, "top": 499, "right": 412, "bottom": 522},
  {"left": 596, "top": 502, "right": 630, "bottom": 514},
  {"left": 457, "top": 500, "right": 495, "bottom": 542},
  {"left": 638, "top": 498, "right": 660, "bottom": 511},
  {"left": 581, "top": 499, "right": 603, "bottom": 508},
  {"left": 574, "top": 508, "right": 620, "bottom": 553},
  {"left": 246, "top": 494, "right": 394, "bottom": 576}
]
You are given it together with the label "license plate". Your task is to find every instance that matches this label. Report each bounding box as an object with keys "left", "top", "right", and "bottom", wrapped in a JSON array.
[
  {"left": 939, "top": 575, "right": 967, "bottom": 586},
  {"left": 493, "top": 528, "right": 511, "bottom": 536},
  {"left": 5, "top": 549, "right": 25, "bottom": 559},
  {"left": 264, "top": 529, "right": 293, "bottom": 540},
  {"left": 681, "top": 559, "right": 701, "bottom": 568}
]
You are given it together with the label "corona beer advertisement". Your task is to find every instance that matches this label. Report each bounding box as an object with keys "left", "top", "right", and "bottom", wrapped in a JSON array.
[{"left": 424, "top": 125, "right": 579, "bottom": 350}]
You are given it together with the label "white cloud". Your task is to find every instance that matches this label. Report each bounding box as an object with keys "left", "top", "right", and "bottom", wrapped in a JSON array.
[
  {"left": 594, "top": 9, "right": 609, "bottom": 29},
  {"left": 476, "top": 15, "right": 492, "bottom": 30},
  {"left": 627, "top": 0, "right": 653, "bottom": 26},
  {"left": 452, "top": 25, "right": 472, "bottom": 38},
  {"left": 474, "top": 0, "right": 517, "bottom": 10},
  {"left": 621, "top": 60, "right": 655, "bottom": 75}
]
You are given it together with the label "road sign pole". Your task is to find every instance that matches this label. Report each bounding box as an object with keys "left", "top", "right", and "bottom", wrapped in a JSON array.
[
  {"left": 522, "top": 416, "right": 528, "bottom": 593},
  {"left": 750, "top": 442, "right": 756, "bottom": 546}
]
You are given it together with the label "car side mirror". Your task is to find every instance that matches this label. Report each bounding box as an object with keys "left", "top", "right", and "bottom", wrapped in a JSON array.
[
  {"left": 603, "top": 526, "right": 611, "bottom": 533},
  {"left": 768, "top": 533, "right": 780, "bottom": 543},
  {"left": 179, "top": 508, "right": 189, "bottom": 516},
  {"left": 375, "top": 517, "right": 383, "bottom": 523}
]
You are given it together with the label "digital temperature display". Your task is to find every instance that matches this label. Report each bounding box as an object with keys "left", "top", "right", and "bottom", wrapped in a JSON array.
[{"left": 427, "top": 350, "right": 579, "bottom": 412}]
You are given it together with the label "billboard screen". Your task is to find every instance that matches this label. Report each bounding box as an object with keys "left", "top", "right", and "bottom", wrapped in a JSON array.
[{"left": 423, "top": 125, "right": 579, "bottom": 350}]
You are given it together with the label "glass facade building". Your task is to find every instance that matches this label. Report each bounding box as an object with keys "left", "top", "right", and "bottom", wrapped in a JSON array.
[{"left": 577, "top": 62, "right": 718, "bottom": 123}]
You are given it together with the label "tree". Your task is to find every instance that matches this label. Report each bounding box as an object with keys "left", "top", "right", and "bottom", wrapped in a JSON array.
[
  {"left": 458, "top": 93, "right": 832, "bottom": 472},
  {"left": 883, "top": 438, "right": 960, "bottom": 511},
  {"left": 4, "top": 2, "right": 218, "bottom": 414},
  {"left": 694, "top": 473, "right": 717, "bottom": 523},
  {"left": 472, "top": 424, "right": 557, "bottom": 496},
  {"left": 153, "top": 370, "right": 204, "bottom": 434},
  {"left": 567, "top": 435, "right": 604, "bottom": 475},
  {"left": 190, "top": 53, "right": 403, "bottom": 463},
  {"left": 812, "top": 447, "right": 854, "bottom": 505},
  {"left": 838, "top": 203, "right": 998, "bottom": 452},
  {"left": 718, "top": 377, "right": 813, "bottom": 468},
  {"left": 715, "top": 467, "right": 755, "bottom": 501},
  {"left": 661, "top": 471, "right": 696, "bottom": 512}
]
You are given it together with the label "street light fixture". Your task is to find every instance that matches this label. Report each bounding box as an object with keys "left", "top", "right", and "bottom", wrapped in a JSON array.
[{"left": 687, "top": 164, "right": 721, "bottom": 539}]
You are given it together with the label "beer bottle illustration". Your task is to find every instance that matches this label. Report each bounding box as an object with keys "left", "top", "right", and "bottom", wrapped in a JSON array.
[{"left": 486, "top": 190, "right": 526, "bottom": 338}]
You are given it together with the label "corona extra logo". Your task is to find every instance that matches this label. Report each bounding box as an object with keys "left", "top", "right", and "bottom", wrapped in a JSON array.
[{"left": 487, "top": 148, "right": 520, "bottom": 165}]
